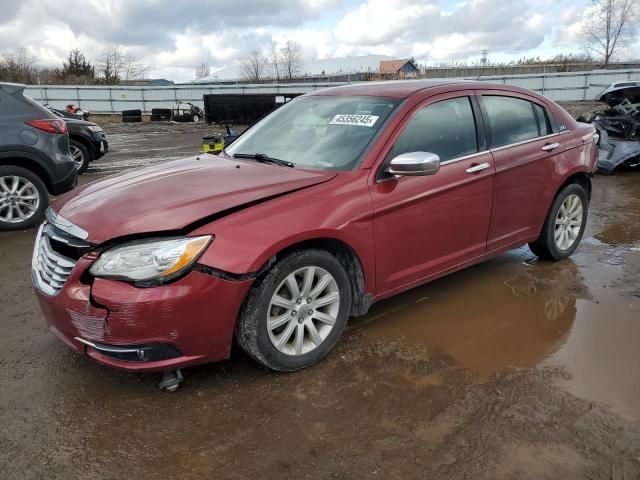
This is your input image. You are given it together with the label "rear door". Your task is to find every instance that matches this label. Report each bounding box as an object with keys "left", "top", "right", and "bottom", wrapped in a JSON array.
[
  {"left": 370, "top": 91, "right": 494, "bottom": 295},
  {"left": 476, "top": 92, "right": 564, "bottom": 253}
]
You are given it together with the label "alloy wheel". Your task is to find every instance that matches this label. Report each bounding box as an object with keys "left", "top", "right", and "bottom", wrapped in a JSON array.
[
  {"left": 267, "top": 266, "right": 340, "bottom": 356},
  {"left": 0, "top": 175, "right": 40, "bottom": 223},
  {"left": 554, "top": 194, "right": 583, "bottom": 250},
  {"left": 69, "top": 144, "right": 85, "bottom": 169}
]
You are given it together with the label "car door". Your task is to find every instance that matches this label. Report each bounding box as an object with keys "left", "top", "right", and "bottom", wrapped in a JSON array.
[
  {"left": 476, "top": 91, "right": 565, "bottom": 253},
  {"left": 369, "top": 92, "right": 494, "bottom": 296}
]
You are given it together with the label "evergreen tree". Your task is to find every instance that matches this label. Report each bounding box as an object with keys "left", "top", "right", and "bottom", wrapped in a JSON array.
[{"left": 55, "top": 48, "right": 95, "bottom": 83}]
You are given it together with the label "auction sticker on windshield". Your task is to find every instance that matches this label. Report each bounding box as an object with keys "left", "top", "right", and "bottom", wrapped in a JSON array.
[{"left": 329, "top": 114, "right": 379, "bottom": 127}]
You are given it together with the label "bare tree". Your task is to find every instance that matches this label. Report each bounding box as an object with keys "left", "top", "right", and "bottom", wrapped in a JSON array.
[
  {"left": 97, "top": 45, "right": 123, "bottom": 85},
  {"left": 121, "top": 51, "right": 149, "bottom": 81},
  {"left": 583, "top": 0, "right": 639, "bottom": 64},
  {"left": 97, "top": 45, "right": 149, "bottom": 84},
  {"left": 195, "top": 62, "right": 210, "bottom": 79},
  {"left": 280, "top": 41, "right": 303, "bottom": 80},
  {"left": 0, "top": 48, "right": 38, "bottom": 84},
  {"left": 269, "top": 41, "right": 281, "bottom": 81},
  {"left": 240, "top": 49, "right": 269, "bottom": 82}
]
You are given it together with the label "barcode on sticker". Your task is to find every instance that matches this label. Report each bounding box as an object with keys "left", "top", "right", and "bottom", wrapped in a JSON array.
[{"left": 329, "top": 114, "right": 379, "bottom": 127}]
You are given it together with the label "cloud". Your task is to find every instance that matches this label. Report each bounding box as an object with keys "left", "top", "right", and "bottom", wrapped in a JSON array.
[
  {"left": 334, "top": 0, "right": 548, "bottom": 60},
  {"left": 0, "top": 0, "right": 598, "bottom": 82}
]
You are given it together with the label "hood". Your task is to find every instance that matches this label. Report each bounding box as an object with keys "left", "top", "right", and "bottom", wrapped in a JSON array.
[{"left": 54, "top": 156, "right": 337, "bottom": 243}]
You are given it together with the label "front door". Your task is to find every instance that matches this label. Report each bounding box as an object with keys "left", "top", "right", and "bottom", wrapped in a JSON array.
[{"left": 370, "top": 92, "right": 494, "bottom": 296}]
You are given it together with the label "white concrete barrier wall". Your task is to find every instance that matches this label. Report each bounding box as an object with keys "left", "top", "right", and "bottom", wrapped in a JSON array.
[{"left": 23, "top": 68, "right": 640, "bottom": 114}]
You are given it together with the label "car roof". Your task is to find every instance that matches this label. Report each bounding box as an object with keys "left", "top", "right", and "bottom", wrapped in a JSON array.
[
  {"left": 308, "top": 79, "right": 525, "bottom": 99},
  {"left": 0, "top": 82, "right": 26, "bottom": 95}
]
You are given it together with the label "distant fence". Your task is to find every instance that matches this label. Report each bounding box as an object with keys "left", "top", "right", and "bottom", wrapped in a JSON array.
[{"left": 24, "top": 68, "right": 640, "bottom": 114}]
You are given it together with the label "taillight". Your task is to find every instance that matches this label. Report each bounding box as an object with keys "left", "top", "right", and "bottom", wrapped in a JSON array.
[{"left": 26, "top": 119, "right": 67, "bottom": 134}]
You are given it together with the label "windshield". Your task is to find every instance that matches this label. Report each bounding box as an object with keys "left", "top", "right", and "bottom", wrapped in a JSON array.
[{"left": 226, "top": 95, "right": 401, "bottom": 170}]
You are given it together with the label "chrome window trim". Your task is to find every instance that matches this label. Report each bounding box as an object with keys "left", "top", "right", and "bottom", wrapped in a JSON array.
[
  {"left": 376, "top": 149, "right": 490, "bottom": 182},
  {"left": 377, "top": 130, "right": 568, "bottom": 177},
  {"left": 440, "top": 149, "right": 490, "bottom": 166},
  {"left": 490, "top": 132, "right": 560, "bottom": 153},
  {"left": 46, "top": 207, "right": 89, "bottom": 240}
]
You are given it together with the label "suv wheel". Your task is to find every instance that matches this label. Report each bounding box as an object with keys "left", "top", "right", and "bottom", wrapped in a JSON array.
[
  {"left": 235, "top": 249, "right": 352, "bottom": 371},
  {"left": 0, "top": 166, "right": 48, "bottom": 231},
  {"left": 529, "top": 183, "right": 588, "bottom": 260},
  {"left": 69, "top": 140, "right": 91, "bottom": 174}
]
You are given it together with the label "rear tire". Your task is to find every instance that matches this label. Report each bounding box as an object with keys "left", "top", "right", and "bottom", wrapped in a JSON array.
[
  {"left": 235, "top": 249, "right": 352, "bottom": 372},
  {"left": 0, "top": 166, "right": 48, "bottom": 231},
  {"left": 528, "top": 183, "right": 588, "bottom": 260}
]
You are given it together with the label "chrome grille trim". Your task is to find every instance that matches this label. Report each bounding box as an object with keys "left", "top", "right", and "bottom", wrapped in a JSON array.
[
  {"left": 31, "top": 222, "right": 81, "bottom": 296},
  {"left": 46, "top": 207, "right": 89, "bottom": 240}
]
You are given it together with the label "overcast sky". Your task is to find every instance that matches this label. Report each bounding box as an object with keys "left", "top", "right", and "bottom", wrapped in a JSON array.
[{"left": 1, "top": 0, "right": 638, "bottom": 82}]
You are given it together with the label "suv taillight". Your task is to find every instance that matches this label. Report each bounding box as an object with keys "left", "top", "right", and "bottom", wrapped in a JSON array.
[{"left": 26, "top": 119, "right": 67, "bottom": 134}]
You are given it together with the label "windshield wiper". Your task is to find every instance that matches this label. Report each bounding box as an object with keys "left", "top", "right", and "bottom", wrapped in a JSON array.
[{"left": 232, "top": 153, "right": 294, "bottom": 168}]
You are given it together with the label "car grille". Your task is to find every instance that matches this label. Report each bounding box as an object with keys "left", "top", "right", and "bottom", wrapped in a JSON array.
[{"left": 32, "top": 221, "right": 92, "bottom": 296}]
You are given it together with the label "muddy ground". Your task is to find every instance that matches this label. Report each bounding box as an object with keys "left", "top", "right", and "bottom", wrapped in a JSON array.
[{"left": 1, "top": 107, "right": 640, "bottom": 479}]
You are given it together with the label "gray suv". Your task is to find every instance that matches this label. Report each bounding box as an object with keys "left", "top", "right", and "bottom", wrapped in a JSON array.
[{"left": 0, "top": 83, "right": 77, "bottom": 230}]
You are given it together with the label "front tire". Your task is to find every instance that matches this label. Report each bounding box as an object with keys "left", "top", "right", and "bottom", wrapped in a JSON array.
[
  {"left": 529, "top": 183, "right": 588, "bottom": 260},
  {"left": 69, "top": 140, "right": 91, "bottom": 174},
  {"left": 0, "top": 166, "right": 48, "bottom": 231},
  {"left": 235, "top": 249, "right": 352, "bottom": 372}
]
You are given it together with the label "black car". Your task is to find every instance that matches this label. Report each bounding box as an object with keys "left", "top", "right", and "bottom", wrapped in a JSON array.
[
  {"left": 0, "top": 82, "right": 77, "bottom": 230},
  {"left": 46, "top": 106, "right": 108, "bottom": 173},
  {"left": 45, "top": 105, "right": 90, "bottom": 121}
]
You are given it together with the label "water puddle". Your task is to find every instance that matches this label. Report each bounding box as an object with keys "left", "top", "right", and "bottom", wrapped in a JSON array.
[
  {"left": 354, "top": 228, "right": 640, "bottom": 419},
  {"left": 353, "top": 249, "right": 584, "bottom": 381}
]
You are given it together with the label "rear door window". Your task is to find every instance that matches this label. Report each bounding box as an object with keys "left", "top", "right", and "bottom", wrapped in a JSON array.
[
  {"left": 482, "top": 96, "right": 540, "bottom": 148},
  {"left": 392, "top": 96, "right": 478, "bottom": 162}
]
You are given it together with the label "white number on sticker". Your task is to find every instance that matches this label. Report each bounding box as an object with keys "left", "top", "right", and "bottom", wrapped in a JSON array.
[{"left": 329, "top": 114, "right": 379, "bottom": 127}]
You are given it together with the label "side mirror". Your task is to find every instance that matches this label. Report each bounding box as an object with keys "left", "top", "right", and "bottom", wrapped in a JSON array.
[{"left": 386, "top": 152, "right": 441, "bottom": 176}]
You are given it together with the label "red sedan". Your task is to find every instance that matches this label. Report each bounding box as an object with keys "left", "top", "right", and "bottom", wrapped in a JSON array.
[{"left": 32, "top": 80, "right": 598, "bottom": 388}]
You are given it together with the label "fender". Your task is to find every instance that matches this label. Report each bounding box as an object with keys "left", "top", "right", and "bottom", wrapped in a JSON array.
[
  {"left": 68, "top": 133, "right": 97, "bottom": 157},
  {"left": 191, "top": 171, "right": 377, "bottom": 295},
  {"left": 0, "top": 147, "right": 52, "bottom": 167},
  {"left": 531, "top": 163, "right": 594, "bottom": 240},
  {"left": 0, "top": 148, "right": 54, "bottom": 186}
]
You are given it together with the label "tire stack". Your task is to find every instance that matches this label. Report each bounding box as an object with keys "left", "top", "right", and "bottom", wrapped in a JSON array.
[
  {"left": 122, "top": 109, "right": 142, "bottom": 123},
  {"left": 172, "top": 113, "right": 194, "bottom": 123},
  {"left": 150, "top": 108, "right": 171, "bottom": 122}
]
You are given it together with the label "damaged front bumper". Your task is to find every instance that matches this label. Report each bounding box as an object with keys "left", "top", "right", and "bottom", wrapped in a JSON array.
[{"left": 32, "top": 222, "right": 253, "bottom": 372}]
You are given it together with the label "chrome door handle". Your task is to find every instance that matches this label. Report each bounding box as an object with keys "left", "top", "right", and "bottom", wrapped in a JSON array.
[
  {"left": 541, "top": 142, "right": 560, "bottom": 151},
  {"left": 465, "top": 162, "right": 491, "bottom": 174}
]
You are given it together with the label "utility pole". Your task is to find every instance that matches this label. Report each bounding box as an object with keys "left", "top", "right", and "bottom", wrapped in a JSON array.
[{"left": 480, "top": 49, "right": 488, "bottom": 66}]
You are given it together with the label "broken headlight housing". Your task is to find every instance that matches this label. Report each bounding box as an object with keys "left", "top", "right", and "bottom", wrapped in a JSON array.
[{"left": 90, "top": 236, "right": 212, "bottom": 285}]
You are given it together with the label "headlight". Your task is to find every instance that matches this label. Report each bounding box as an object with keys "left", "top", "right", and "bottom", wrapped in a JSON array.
[
  {"left": 90, "top": 236, "right": 211, "bottom": 284},
  {"left": 87, "top": 125, "right": 103, "bottom": 132}
]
